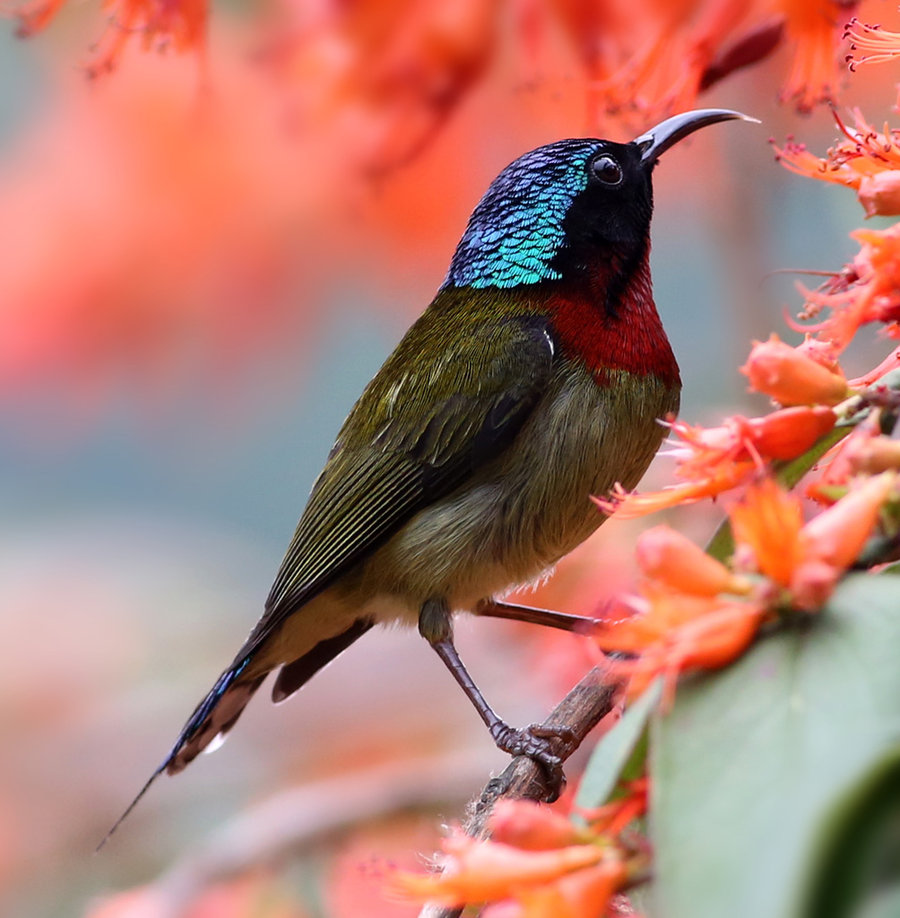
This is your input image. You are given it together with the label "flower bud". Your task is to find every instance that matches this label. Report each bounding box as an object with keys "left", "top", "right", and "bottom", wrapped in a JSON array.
[
  {"left": 858, "top": 171, "right": 900, "bottom": 217},
  {"left": 747, "top": 405, "right": 836, "bottom": 460},
  {"left": 801, "top": 471, "right": 895, "bottom": 569},
  {"left": 740, "top": 334, "right": 849, "bottom": 406},
  {"left": 790, "top": 559, "right": 840, "bottom": 611},
  {"left": 489, "top": 800, "right": 583, "bottom": 850},
  {"left": 635, "top": 525, "right": 745, "bottom": 596},
  {"left": 846, "top": 435, "right": 900, "bottom": 474}
]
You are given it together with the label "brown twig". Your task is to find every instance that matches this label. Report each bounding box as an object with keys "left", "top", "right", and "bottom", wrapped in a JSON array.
[{"left": 417, "top": 663, "right": 623, "bottom": 918}]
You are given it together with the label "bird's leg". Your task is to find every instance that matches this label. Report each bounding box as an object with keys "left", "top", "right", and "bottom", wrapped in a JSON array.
[
  {"left": 476, "top": 598, "right": 600, "bottom": 633},
  {"left": 419, "top": 598, "right": 571, "bottom": 795},
  {"left": 478, "top": 598, "right": 636, "bottom": 663}
]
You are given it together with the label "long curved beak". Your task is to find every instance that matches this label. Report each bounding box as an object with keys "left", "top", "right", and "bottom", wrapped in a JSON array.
[{"left": 634, "top": 109, "right": 760, "bottom": 166}]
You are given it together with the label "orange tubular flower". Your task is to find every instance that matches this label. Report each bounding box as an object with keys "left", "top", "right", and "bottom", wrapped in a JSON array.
[
  {"left": 741, "top": 334, "right": 849, "bottom": 405},
  {"left": 729, "top": 478, "right": 805, "bottom": 587},
  {"left": 666, "top": 406, "right": 837, "bottom": 470},
  {"left": 858, "top": 171, "right": 900, "bottom": 218},
  {"left": 390, "top": 835, "right": 608, "bottom": 907},
  {"left": 596, "top": 462, "right": 757, "bottom": 519},
  {"left": 598, "top": 405, "right": 835, "bottom": 520},
  {"left": 603, "top": 599, "right": 765, "bottom": 700},
  {"left": 595, "top": 586, "right": 728, "bottom": 655},
  {"left": 801, "top": 471, "right": 895, "bottom": 569},
  {"left": 635, "top": 525, "right": 748, "bottom": 596}
]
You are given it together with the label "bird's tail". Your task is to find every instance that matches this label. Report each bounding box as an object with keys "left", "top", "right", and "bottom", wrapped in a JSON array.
[
  {"left": 97, "top": 655, "right": 267, "bottom": 849},
  {"left": 99, "top": 616, "right": 375, "bottom": 848}
]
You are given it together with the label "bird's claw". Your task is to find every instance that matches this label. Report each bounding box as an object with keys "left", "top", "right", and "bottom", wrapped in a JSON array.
[{"left": 490, "top": 722, "right": 574, "bottom": 801}]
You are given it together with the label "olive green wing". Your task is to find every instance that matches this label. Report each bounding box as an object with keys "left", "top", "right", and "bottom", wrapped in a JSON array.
[
  {"left": 245, "top": 313, "right": 556, "bottom": 653},
  {"left": 138, "top": 312, "right": 556, "bottom": 785}
]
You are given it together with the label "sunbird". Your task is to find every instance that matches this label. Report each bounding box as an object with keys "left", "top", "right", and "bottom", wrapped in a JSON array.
[{"left": 110, "top": 108, "right": 754, "bottom": 836}]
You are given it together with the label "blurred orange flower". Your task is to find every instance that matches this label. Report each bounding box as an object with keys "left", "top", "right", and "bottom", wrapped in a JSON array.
[
  {"left": 801, "top": 470, "right": 895, "bottom": 568},
  {"left": 390, "top": 833, "right": 610, "bottom": 907},
  {"left": 13, "top": 0, "right": 207, "bottom": 76},
  {"left": 598, "top": 590, "right": 765, "bottom": 699},
  {"left": 730, "top": 473, "right": 894, "bottom": 608},
  {"left": 779, "top": 0, "right": 856, "bottom": 111},
  {"left": 392, "top": 791, "right": 646, "bottom": 916},
  {"left": 729, "top": 479, "right": 805, "bottom": 587},
  {"left": 596, "top": 462, "right": 756, "bottom": 519},
  {"left": 795, "top": 225, "right": 900, "bottom": 350},
  {"left": 635, "top": 525, "right": 748, "bottom": 596},
  {"left": 511, "top": 859, "right": 628, "bottom": 918}
]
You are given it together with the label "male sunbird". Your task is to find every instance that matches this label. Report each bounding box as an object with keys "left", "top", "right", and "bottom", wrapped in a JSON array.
[{"left": 111, "top": 108, "right": 754, "bottom": 835}]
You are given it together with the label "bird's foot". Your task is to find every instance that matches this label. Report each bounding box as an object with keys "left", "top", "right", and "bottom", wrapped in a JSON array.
[{"left": 490, "top": 722, "right": 576, "bottom": 801}]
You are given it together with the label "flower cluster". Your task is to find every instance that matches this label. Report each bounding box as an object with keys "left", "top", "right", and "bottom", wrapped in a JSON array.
[
  {"left": 593, "top": 97, "right": 900, "bottom": 701},
  {"left": 593, "top": 526, "right": 764, "bottom": 701},
  {"left": 14, "top": 0, "right": 208, "bottom": 78},
  {"left": 392, "top": 790, "right": 648, "bottom": 916},
  {"left": 7, "top": 0, "right": 859, "bottom": 122},
  {"left": 593, "top": 415, "right": 897, "bottom": 700}
]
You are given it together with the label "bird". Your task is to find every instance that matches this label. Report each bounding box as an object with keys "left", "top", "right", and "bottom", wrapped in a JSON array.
[{"left": 107, "top": 108, "right": 755, "bottom": 839}]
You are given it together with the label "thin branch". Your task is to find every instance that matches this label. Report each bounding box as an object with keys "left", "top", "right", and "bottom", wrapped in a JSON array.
[
  {"left": 146, "top": 749, "right": 495, "bottom": 917},
  {"left": 417, "top": 663, "right": 623, "bottom": 918}
]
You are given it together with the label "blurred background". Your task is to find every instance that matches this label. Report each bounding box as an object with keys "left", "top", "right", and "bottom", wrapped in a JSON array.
[{"left": 1, "top": 0, "right": 898, "bottom": 915}]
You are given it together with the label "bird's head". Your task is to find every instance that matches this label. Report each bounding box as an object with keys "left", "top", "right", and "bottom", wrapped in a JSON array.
[{"left": 444, "top": 109, "right": 757, "bottom": 291}]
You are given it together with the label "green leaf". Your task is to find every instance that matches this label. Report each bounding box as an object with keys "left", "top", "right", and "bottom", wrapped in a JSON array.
[
  {"left": 650, "top": 574, "right": 900, "bottom": 918},
  {"left": 801, "top": 746, "right": 900, "bottom": 918},
  {"left": 573, "top": 678, "right": 662, "bottom": 818}
]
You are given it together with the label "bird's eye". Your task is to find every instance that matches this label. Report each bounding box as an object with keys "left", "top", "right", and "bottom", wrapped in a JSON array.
[{"left": 591, "top": 155, "right": 623, "bottom": 186}]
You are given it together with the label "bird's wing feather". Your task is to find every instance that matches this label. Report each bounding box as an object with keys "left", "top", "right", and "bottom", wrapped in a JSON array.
[{"left": 238, "top": 313, "right": 556, "bottom": 658}]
